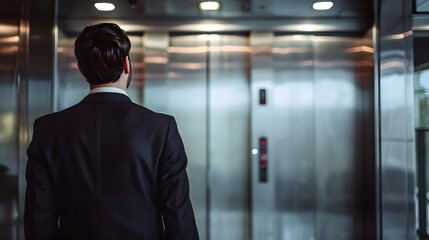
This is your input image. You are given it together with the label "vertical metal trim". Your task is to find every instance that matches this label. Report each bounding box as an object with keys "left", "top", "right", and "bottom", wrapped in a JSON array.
[
  {"left": 312, "top": 35, "right": 318, "bottom": 240},
  {"left": 205, "top": 36, "right": 211, "bottom": 240},
  {"left": 246, "top": 32, "right": 252, "bottom": 240},
  {"left": 373, "top": 19, "right": 383, "bottom": 240},
  {"left": 17, "top": 0, "right": 30, "bottom": 238},
  {"left": 416, "top": 129, "right": 427, "bottom": 237}
]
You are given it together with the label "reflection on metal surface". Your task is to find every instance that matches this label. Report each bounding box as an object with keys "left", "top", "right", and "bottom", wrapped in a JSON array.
[
  {"left": 344, "top": 46, "right": 375, "bottom": 53},
  {"left": 170, "top": 62, "right": 206, "bottom": 70},
  {"left": 0, "top": 113, "right": 15, "bottom": 142},
  {"left": 0, "top": 24, "right": 19, "bottom": 35},
  {"left": 167, "top": 45, "right": 252, "bottom": 54},
  {"left": 0, "top": 36, "right": 19, "bottom": 43},
  {"left": 144, "top": 56, "right": 168, "bottom": 64},
  {"left": 0, "top": 2, "right": 21, "bottom": 240},
  {"left": 271, "top": 47, "right": 310, "bottom": 54},
  {"left": 278, "top": 23, "right": 337, "bottom": 32},
  {"left": 250, "top": 33, "right": 375, "bottom": 240},
  {"left": 381, "top": 61, "right": 408, "bottom": 70},
  {"left": 208, "top": 34, "right": 250, "bottom": 240},
  {"left": 168, "top": 46, "right": 208, "bottom": 54},
  {"left": 0, "top": 46, "right": 18, "bottom": 54},
  {"left": 377, "top": 0, "right": 417, "bottom": 239},
  {"left": 381, "top": 30, "right": 413, "bottom": 40}
]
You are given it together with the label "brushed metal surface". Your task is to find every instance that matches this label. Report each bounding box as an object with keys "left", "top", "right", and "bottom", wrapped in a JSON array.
[
  {"left": 376, "top": 0, "right": 417, "bottom": 238},
  {"left": 0, "top": 5, "right": 20, "bottom": 240},
  {"left": 208, "top": 34, "right": 250, "bottom": 240},
  {"left": 250, "top": 33, "right": 376, "bottom": 240},
  {"left": 271, "top": 35, "right": 316, "bottom": 240},
  {"left": 250, "top": 32, "right": 276, "bottom": 240}
]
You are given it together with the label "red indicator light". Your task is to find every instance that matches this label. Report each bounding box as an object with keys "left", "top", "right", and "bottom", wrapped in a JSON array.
[
  {"left": 261, "top": 153, "right": 267, "bottom": 160},
  {"left": 260, "top": 138, "right": 267, "bottom": 145},
  {"left": 260, "top": 160, "right": 267, "bottom": 168}
]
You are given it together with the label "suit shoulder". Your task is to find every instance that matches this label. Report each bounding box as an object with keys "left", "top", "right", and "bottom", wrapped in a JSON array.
[
  {"left": 131, "top": 103, "right": 173, "bottom": 121},
  {"left": 33, "top": 104, "right": 80, "bottom": 126}
]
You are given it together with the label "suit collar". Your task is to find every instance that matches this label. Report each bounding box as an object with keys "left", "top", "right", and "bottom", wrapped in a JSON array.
[{"left": 81, "top": 92, "right": 132, "bottom": 103}]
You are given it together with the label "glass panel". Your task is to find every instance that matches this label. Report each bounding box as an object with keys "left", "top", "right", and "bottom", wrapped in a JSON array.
[
  {"left": 414, "top": 36, "right": 429, "bottom": 237},
  {"left": 416, "top": 0, "right": 429, "bottom": 12},
  {"left": 415, "top": 70, "right": 429, "bottom": 128}
]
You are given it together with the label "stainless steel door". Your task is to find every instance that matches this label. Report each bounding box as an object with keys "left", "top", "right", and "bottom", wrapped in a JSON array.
[
  {"left": 250, "top": 33, "right": 374, "bottom": 240},
  {"left": 144, "top": 33, "right": 251, "bottom": 240},
  {"left": 207, "top": 34, "right": 250, "bottom": 240},
  {"left": 56, "top": 30, "right": 374, "bottom": 240}
]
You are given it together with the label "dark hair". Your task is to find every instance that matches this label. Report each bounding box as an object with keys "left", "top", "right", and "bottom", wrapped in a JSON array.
[{"left": 74, "top": 23, "right": 131, "bottom": 85}]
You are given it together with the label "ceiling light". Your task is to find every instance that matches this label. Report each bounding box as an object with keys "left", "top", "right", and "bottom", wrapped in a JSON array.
[
  {"left": 94, "top": 2, "right": 115, "bottom": 11},
  {"left": 312, "top": 1, "right": 334, "bottom": 10},
  {"left": 199, "top": 1, "right": 220, "bottom": 11}
]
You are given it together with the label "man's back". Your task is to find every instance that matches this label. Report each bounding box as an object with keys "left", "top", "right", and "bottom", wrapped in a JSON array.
[{"left": 24, "top": 92, "right": 199, "bottom": 240}]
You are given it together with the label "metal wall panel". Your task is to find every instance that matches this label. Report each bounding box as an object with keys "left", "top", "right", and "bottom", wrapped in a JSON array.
[
  {"left": 144, "top": 33, "right": 252, "bottom": 240},
  {"left": 271, "top": 35, "right": 316, "bottom": 240},
  {"left": 314, "top": 36, "right": 364, "bottom": 240},
  {"left": 250, "top": 32, "right": 276, "bottom": 240},
  {"left": 0, "top": 0, "right": 56, "bottom": 239},
  {"left": 208, "top": 34, "right": 250, "bottom": 240},
  {"left": 251, "top": 33, "right": 375, "bottom": 240},
  {"left": 376, "top": 0, "right": 417, "bottom": 238},
  {"left": 142, "top": 33, "right": 169, "bottom": 110},
  {"left": 0, "top": 7, "right": 21, "bottom": 240},
  {"left": 56, "top": 29, "right": 87, "bottom": 110}
]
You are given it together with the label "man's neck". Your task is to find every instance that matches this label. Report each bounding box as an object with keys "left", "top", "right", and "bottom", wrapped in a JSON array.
[
  {"left": 89, "top": 87, "right": 128, "bottom": 96},
  {"left": 90, "top": 83, "right": 125, "bottom": 91}
]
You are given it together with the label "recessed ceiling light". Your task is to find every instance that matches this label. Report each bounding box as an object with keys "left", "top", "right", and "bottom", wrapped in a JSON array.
[
  {"left": 94, "top": 2, "right": 115, "bottom": 11},
  {"left": 312, "top": 1, "right": 334, "bottom": 10},
  {"left": 199, "top": 1, "right": 220, "bottom": 11}
]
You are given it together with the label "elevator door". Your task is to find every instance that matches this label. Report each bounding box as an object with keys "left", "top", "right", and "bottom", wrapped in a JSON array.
[
  {"left": 143, "top": 33, "right": 373, "bottom": 240},
  {"left": 143, "top": 33, "right": 251, "bottom": 240},
  {"left": 56, "top": 31, "right": 373, "bottom": 240},
  {"left": 250, "top": 33, "right": 373, "bottom": 240}
]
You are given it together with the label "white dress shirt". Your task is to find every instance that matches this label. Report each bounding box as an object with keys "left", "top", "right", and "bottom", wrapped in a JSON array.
[{"left": 89, "top": 87, "right": 128, "bottom": 96}]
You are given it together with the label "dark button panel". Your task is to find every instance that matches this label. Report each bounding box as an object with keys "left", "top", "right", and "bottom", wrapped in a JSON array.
[
  {"left": 259, "top": 89, "right": 266, "bottom": 105},
  {"left": 259, "top": 137, "right": 268, "bottom": 183}
]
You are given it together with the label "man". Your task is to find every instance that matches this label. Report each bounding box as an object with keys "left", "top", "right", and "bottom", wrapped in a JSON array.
[{"left": 24, "top": 23, "right": 199, "bottom": 240}]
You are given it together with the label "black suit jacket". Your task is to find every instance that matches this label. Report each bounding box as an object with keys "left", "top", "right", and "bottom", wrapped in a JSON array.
[{"left": 24, "top": 93, "right": 199, "bottom": 240}]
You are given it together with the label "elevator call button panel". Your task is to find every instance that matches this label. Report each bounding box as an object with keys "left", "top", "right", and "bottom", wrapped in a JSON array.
[
  {"left": 259, "top": 137, "right": 268, "bottom": 183},
  {"left": 259, "top": 89, "right": 267, "bottom": 105}
]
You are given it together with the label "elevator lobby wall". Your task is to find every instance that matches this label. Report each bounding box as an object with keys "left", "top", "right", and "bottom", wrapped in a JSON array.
[{"left": 0, "top": 0, "right": 419, "bottom": 239}]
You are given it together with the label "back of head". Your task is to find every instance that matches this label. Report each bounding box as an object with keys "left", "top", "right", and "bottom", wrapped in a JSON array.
[{"left": 74, "top": 23, "right": 131, "bottom": 85}]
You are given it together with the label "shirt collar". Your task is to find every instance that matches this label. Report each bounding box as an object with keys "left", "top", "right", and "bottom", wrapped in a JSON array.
[{"left": 89, "top": 87, "right": 128, "bottom": 96}]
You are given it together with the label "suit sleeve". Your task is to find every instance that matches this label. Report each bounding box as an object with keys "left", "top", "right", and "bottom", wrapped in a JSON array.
[
  {"left": 159, "top": 117, "right": 199, "bottom": 240},
  {"left": 24, "top": 119, "right": 59, "bottom": 240}
]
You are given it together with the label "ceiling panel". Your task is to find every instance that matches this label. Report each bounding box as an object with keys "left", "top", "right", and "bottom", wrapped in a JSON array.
[
  {"left": 57, "top": 0, "right": 373, "bottom": 34},
  {"left": 58, "top": 0, "right": 373, "bottom": 19}
]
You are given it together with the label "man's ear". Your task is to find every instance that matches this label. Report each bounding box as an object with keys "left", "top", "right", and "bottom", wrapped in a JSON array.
[
  {"left": 77, "top": 62, "right": 84, "bottom": 75},
  {"left": 124, "top": 56, "right": 130, "bottom": 74}
]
